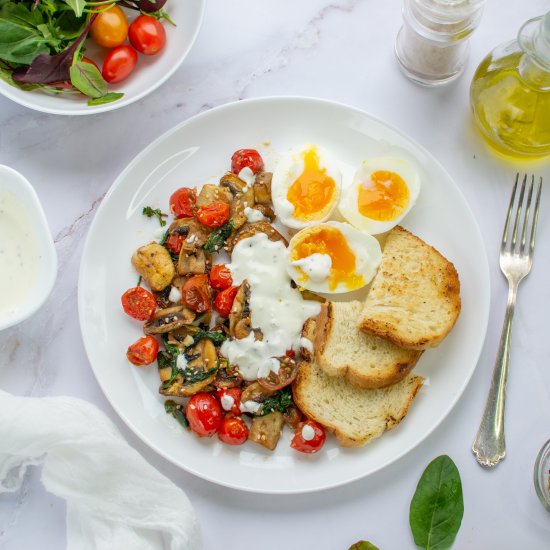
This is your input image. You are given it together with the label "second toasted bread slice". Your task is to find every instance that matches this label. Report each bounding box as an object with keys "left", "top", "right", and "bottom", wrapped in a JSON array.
[
  {"left": 360, "top": 226, "right": 461, "bottom": 350},
  {"left": 315, "top": 301, "right": 422, "bottom": 389}
]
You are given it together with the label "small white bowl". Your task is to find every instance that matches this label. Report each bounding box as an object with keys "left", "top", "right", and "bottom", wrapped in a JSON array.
[
  {"left": 0, "top": 166, "right": 57, "bottom": 331},
  {"left": 0, "top": 0, "right": 205, "bottom": 115}
]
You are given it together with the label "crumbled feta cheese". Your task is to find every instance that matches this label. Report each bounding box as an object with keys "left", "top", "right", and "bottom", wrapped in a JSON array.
[{"left": 240, "top": 400, "right": 262, "bottom": 414}]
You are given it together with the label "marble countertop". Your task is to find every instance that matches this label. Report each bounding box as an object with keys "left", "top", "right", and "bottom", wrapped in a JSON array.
[{"left": 1, "top": 1, "right": 550, "bottom": 548}]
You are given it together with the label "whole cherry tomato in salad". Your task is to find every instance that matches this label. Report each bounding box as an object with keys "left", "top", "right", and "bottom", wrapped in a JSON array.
[
  {"left": 196, "top": 202, "right": 230, "bottom": 228},
  {"left": 102, "top": 45, "right": 138, "bottom": 84},
  {"left": 169, "top": 187, "right": 196, "bottom": 218},
  {"left": 216, "top": 387, "right": 242, "bottom": 415},
  {"left": 165, "top": 233, "right": 183, "bottom": 255},
  {"left": 218, "top": 416, "right": 249, "bottom": 445},
  {"left": 82, "top": 56, "right": 99, "bottom": 70},
  {"left": 231, "top": 149, "right": 264, "bottom": 175},
  {"left": 186, "top": 393, "right": 222, "bottom": 437},
  {"left": 182, "top": 274, "right": 211, "bottom": 312},
  {"left": 214, "top": 286, "right": 239, "bottom": 317},
  {"left": 126, "top": 336, "right": 159, "bottom": 366},
  {"left": 90, "top": 5, "right": 128, "bottom": 48},
  {"left": 121, "top": 286, "right": 157, "bottom": 321},
  {"left": 128, "top": 15, "right": 167, "bottom": 55},
  {"left": 209, "top": 264, "right": 232, "bottom": 291},
  {"left": 290, "top": 420, "right": 326, "bottom": 454}
]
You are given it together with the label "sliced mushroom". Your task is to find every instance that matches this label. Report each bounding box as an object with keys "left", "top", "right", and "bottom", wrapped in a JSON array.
[
  {"left": 229, "top": 281, "right": 252, "bottom": 338},
  {"left": 227, "top": 221, "right": 288, "bottom": 253},
  {"left": 283, "top": 405, "right": 303, "bottom": 429},
  {"left": 230, "top": 186, "right": 255, "bottom": 229},
  {"left": 177, "top": 247, "right": 212, "bottom": 276},
  {"left": 241, "top": 381, "right": 275, "bottom": 404},
  {"left": 251, "top": 204, "right": 276, "bottom": 222},
  {"left": 220, "top": 172, "right": 246, "bottom": 195},
  {"left": 168, "top": 218, "right": 212, "bottom": 250},
  {"left": 131, "top": 242, "right": 175, "bottom": 291},
  {"left": 213, "top": 364, "right": 243, "bottom": 389},
  {"left": 196, "top": 184, "right": 232, "bottom": 208},
  {"left": 144, "top": 306, "right": 196, "bottom": 335},
  {"left": 248, "top": 412, "right": 285, "bottom": 451},
  {"left": 253, "top": 171, "right": 272, "bottom": 205}
]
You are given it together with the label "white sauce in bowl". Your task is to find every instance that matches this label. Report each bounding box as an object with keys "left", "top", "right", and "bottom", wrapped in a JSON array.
[{"left": 0, "top": 189, "right": 41, "bottom": 317}]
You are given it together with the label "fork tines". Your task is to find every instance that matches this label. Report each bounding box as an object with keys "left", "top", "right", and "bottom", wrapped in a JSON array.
[{"left": 502, "top": 174, "right": 542, "bottom": 258}]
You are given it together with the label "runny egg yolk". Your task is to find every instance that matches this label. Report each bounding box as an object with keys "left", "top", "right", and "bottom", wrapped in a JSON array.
[
  {"left": 358, "top": 170, "right": 410, "bottom": 221},
  {"left": 286, "top": 148, "right": 336, "bottom": 220},
  {"left": 291, "top": 227, "right": 364, "bottom": 291}
]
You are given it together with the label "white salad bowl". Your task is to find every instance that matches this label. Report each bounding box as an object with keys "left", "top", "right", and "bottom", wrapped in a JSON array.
[
  {"left": 0, "top": 0, "right": 205, "bottom": 116},
  {"left": 0, "top": 166, "right": 57, "bottom": 331}
]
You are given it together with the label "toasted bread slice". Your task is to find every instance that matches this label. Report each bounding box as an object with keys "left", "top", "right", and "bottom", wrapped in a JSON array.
[
  {"left": 293, "top": 361, "right": 423, "bottom": 447},
  {"left": 315, "top": 301, "right": 422, "bottom": 389},
  {"left": 360, "top": 226, "right": 461, "bottom": 350}
]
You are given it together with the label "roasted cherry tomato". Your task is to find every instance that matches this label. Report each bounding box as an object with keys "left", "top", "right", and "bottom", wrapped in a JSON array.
[
  {"left": 165, "top": 233, "right": 183, "bottom": 255},
  {"left": 102, "top": 45, "right": 138, "bottom": 84},
  {"left": 231, "top": 149, "right": 264, "bottom": 175},
  {"left": 218, "top": 416, "right": 249, "bottom": 445},
  {"left": 169, "top": 187, "right": 196, "bottom": 218},
  {"left": 214, "top": 286, "right": 239, "bottom": 318},
  {"left": 209, "top": 264, "right": 233, "bottom": 291},
  {"left": 290, "top": 420, "right": 326, "bottom": 454},
  {"left": 258, "top": 356, "right": 298, "bottom": 391},
  {"left": 186, "top": 393, "right": 222, "bottom": 437},
  {"left": 121, "top": 286, "right": 157, "bottom": 321},
  {"left": 128, "top": 15, "right": 166, "bottom": 55},
  {"left": 126, "top": 335, "right": 159, "bottom": 366},
  {"left": 182, "top": 274, "right": 211, "bottom": 312},
  {"left": 90, "top": 5, "right": 128, "bottom": 48},
  {"left": 216, "top": 387, "right": 242, "bottom": 415},
  {"left": 196, "top": 202, "right": 230, "bottom": 228}
]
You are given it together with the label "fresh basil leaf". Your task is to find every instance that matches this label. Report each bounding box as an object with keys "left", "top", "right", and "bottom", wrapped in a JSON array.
[
  {"left": 409, "top": 455, "right": 464, "bottom": 550},
  {"left": 87, "top": 92, "right": 124, "bottom": 106},
  {"left": 62, "top": 0, "right": 86, "bottom": 17},
  {"left": 349, "top": 542, "right": 379, "bottom": 550},
  {"left": 70, "top": 58, "right": 106, "bottom": 98}
]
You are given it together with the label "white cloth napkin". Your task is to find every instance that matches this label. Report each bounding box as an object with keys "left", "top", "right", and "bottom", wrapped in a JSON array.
[{"left": 0, "top": 389, "right": 201, "bottom": 550}]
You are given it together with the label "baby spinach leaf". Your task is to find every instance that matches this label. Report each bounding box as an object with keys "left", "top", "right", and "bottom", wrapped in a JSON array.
[
  {"left": 62, "top": 0, "right": 86, "bottom": 17},
  {"left": 409, "top": 455, "right": 464, "bottom": 550},
  {"left": 88, "top": 91, "right": 124, "bottom": 105},
  {"left": 349, "top": 542, "right": 379, "bottom": 550},
  {"left": 70, "top": 58, "right": 106, "bottom": 98}
]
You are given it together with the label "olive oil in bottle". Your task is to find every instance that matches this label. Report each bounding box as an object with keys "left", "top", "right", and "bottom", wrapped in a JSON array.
[{"left": 470, "top": 12, "right": 550, "bottom": 157}]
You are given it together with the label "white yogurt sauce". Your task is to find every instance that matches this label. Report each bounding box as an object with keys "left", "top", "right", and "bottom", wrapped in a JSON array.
[
  {"left": 291, "top": 253, "right": 332, "bottom": 283},
  {"left": 221, "top": 233, "right": 321, "bottom": 381},
  {"left": 168, "top": 286, "right": 182, "bottom": 303},
  {"left": 301, "top": 424, "right": 315, "bottom": 441},
  {"left": 238, "top": 167, "right": 255, "bottom": 190},
  {"left": 244, "top": 207, "right": 267, "bottom": 223},
  {"left": 299, "top": 337, "right": 314, "bottom": 353},
  {"left": 0, "top": 189, "right": 40, "bottom": 317},
  {"left": 220, "top": 394, "right": 235, "bottom": 412}
]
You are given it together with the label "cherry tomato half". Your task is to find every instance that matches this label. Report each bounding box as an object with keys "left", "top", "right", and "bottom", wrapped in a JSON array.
[
  {"left": 90, "top": 5, "right": 128, "bottom": 48},
  {"left": 290, "top": 420, "right": 326, "bottom": 454},
  {"left": 102, "top": 45, "right": 138, "bottom": 84},
  {"left": 196, "top": 202, "right": 230, "bottom": 228},
  {"left": 121, "top": 286, "right": 157, "bottom": 321},
  {"left": 182, "top": 274, "right": 211, "bottom": 313},
  {"left": 218, "top": 416, "right": 249, "bottom": 445},
  {"left": 186, "top": 393, "right": 222, "bottom": 437},
  {"left": 169, "top": 187, "right": 196, "bottom": 219},
  {"left": 258, "top": 356, "right": 298, "bottom": 391},
  {"left": 214, "top": 286, "right": 239, "bottom": 318},
  {"left": 210, "top": 264, "right": 233, "bottom": 291},
  {"left": 126, "top": 335, "right": 159, "bottom": 366},
  {"left": 165, "top": 233, "right": 183, "bottom": 255},
  {"left": 231, "top": 149, "right": 264, "bottom": 175},
  {"left": 216, "top": 387, "right": 242, "bottom": 415},
  {"left": 128, "top": 15, "right": 166, "bottom": 55}
]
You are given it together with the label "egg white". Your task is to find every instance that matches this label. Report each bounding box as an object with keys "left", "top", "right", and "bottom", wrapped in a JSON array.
[
  {"left": 339, "top": 157, "right": 421, "bottom": 235},
  {"left": 272, "top": 144, "right": 342, "bottom": 229},
  {"left": 287, "top": 221, "right": 382, "bottom": 294}
]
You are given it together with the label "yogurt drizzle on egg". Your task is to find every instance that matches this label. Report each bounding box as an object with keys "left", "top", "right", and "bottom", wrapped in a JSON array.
[{"left": 220, "top": 233, "right": 321, "bottom": 381}]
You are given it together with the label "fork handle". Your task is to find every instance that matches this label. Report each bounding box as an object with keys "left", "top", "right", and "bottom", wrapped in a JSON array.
[{"left": 472, "top": 282, "right": 517, "bottom": 467}]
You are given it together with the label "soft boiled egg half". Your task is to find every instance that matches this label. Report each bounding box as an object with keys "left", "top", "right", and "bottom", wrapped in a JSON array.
[
  {"left": 339, "top": 157, "right": 421, "bottom": 235},
  {"left": 272, "top": 144, "right": 342, "bottom": 229},
  {"left": 287, "top": 221, "right": 382, "bottom": 294}
]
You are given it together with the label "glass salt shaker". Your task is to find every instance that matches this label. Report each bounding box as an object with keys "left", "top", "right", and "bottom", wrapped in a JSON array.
[{"left": 395, "top": 0, "right": 485, "bottom": 86}]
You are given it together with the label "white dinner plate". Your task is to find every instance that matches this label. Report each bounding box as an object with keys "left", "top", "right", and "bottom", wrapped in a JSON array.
[
  {"left": 78, "top": 97, "right": 490, "bottom": 494},
  {"left": 0, "top": 0, "right": 205, "bottom": 116}
]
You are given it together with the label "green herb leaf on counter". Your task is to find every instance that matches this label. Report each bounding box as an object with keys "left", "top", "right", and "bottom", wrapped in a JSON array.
[
  {"left": 348, "top": 542, "right": 379, "bottom": 550},
  {"left": 142, "top": 206, "right": 167, "bottom": 226},
  {"left": 203, "top": 220, "right": 233, "bottom": 253},
  {"left": 260, "top": 387, "right": 293, "bottom": 416},
  {"left": 164, "top": 400, "right": 188, "bottom": 428},
  {"left": 409, "top": 455, "right": 463, "bottom": 550}
]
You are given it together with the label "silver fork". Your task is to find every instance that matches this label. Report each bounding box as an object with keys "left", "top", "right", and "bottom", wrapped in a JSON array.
[{"left": 472, "top": 174, "right": 542, "bottom": 468}]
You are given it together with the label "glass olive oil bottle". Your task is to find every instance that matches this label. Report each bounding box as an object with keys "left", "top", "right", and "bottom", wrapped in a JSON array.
[{"left": 470, "top": 12, "right": 550, "bottom": 157}]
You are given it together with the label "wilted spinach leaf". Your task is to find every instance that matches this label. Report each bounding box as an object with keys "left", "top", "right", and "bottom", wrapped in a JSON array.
[
  {"left": 203, "top": 220, "right": 233, "bottom": 253},
  {"left": 164, "top": 400, "right": 188, "bottom": 428},
  {"left": 409, "top": 455, "right": 464, "bottom": 550},
  {"left": 260, "top": 387, "right": 293, "bottom": 416}
]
